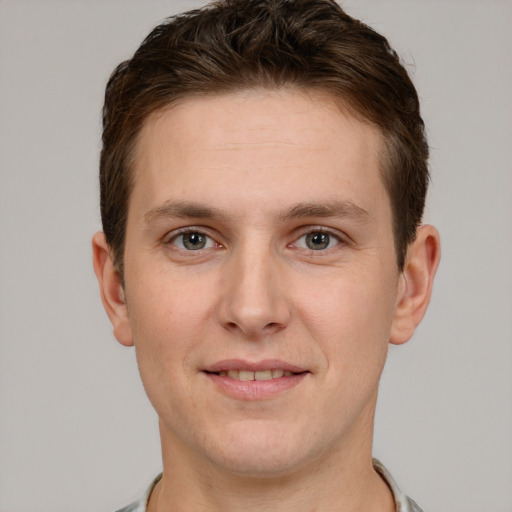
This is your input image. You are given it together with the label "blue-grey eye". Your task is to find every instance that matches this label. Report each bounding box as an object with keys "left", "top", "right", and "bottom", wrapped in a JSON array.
[
  {"left": 296, "top": 231, "right": 339, "bottom": 251},
  {"left": 173, "top": 232, "right": 215, "bottom": 250}
]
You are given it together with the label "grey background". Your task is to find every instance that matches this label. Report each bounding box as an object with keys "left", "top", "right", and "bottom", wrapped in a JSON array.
[{"left": 0, "top": 1, "right": 511, "bottom": 511}]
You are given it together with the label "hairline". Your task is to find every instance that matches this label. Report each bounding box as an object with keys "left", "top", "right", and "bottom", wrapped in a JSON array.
[{"left": 116, "top": 85, "right": 403, "bottom": 276}]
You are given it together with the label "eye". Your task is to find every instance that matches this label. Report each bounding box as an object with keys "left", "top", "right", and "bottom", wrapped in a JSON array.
[
  {"left": 170, "top": 231, "right": 216, "bottom": 251},
  {"left": 295, "top": 230, "right": 340, "bottom": 251}
]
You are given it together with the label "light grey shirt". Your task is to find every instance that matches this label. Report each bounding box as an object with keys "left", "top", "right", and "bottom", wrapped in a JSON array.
[{"left": 116, "top": 459, "right": 423, "bottom": 512}]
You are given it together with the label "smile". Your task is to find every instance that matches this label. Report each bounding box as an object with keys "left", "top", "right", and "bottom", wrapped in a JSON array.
[
  {"left": 203, "top": 360, "right": 309, "bottom": 400},
  {"left": 216, "top": 369, "right": 295, "bottom": 381}
]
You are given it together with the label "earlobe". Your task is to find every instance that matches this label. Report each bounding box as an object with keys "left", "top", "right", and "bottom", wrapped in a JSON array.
[
  {"left": 390, "top": 225, "right": 441, "bottom": 345},
  {"left": 92, "top": 232, "right": 134, "bottom": 347}
]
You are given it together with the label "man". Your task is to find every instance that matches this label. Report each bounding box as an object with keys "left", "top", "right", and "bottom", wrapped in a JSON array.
[{"left": 92, "top": 0, "right": 440, "bottom": 510}]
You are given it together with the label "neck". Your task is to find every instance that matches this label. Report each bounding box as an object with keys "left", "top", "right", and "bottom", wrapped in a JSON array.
[{"left": 148, "top": 414, "right": 395, "bottom": 512}]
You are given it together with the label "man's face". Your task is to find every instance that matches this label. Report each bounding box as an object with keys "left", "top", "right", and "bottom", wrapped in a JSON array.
[{"left": 120, "top": 89, "right": 404, "bottom": 475}]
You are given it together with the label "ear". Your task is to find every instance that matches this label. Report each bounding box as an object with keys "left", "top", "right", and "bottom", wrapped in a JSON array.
[
  {"left": 390, "top": 225, "right": 441, "bottom": 345},
  {"left": 92, "top": 232, "right": 134, "bottom": 347}
]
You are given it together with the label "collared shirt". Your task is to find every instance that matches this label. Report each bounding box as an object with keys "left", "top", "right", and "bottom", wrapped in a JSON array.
[
  {"left": 373, "top": 459, "right": 423, "bottom": 512},
  {"left": 115, "top": 459, "right": 423, "bottom": 512}
]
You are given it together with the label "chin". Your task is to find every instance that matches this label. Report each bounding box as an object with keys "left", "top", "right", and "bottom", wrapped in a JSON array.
[
  {"left": 204, "top": 423, "right": 323, "bottom": 478},
  {"left": 213, "top": 452, "right": 305, "bottom": 479}
]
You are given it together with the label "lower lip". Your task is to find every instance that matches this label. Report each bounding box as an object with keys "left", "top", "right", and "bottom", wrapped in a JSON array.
[{"left": 204, "top": 372, "right": 308, "bottom": 400}]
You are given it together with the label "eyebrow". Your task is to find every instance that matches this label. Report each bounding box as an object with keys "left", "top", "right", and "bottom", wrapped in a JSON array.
[
  {"left": 144, "top": 201, "right": 228, "bottom": 224},
  {"left": 282, "top": 201, "right": 371, "bottom": 223},
  {"left": 144, "top": 199, "right": 370, "bottom": 224}
]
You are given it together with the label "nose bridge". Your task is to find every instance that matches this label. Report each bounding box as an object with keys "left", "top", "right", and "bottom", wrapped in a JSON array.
[{"left": 218, "top": 235, "right": 289, "bottom": 337}]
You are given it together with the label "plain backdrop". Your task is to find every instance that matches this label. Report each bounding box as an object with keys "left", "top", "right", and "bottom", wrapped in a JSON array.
[{"left": 0, "top": 1, "right": 511, "bottom": 511}]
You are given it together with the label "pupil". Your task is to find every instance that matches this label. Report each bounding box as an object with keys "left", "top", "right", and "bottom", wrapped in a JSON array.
[
  {"left": 183, "top": 232, "right": 205, "bottom": 250},
  {"left": 307, "top": 232, "right": 330, "bottom": 250}
]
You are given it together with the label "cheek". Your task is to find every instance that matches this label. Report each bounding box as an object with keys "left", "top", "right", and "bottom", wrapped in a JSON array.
[
  {"left": 295, "top": 269, "right": 396, "bottom": 371},
  {"left": 125, "top": 266, "right": 214, "bottom": 384},
  {"left": 128, "top": 259, "right": 211, "bottom": 331},
  {"left": 287, "top": 272, "right": 395, "bottom": 433}
]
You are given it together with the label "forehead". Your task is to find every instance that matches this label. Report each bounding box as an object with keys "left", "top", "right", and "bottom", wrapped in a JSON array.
[{"left": 130, "top": 88, "right": 388, "bottom": 219}]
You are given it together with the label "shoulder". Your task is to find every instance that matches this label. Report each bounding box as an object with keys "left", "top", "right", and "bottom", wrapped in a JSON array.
[
  {"left": 114, "top": 474, "right": 162, "bottom": 512},
  {"left": 373, "top": 459, "right": 424, "bottom": 512},
  {"left": 115, "top": 502, "right": 144, "bottom": 512}
]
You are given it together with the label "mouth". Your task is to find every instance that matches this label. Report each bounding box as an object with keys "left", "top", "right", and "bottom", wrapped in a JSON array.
[
  {"left": 202, "top": 360, "right": 309, "bottom": 400},
  {"left": 206, "top": 368, "right": 299, "bottom": 381}
]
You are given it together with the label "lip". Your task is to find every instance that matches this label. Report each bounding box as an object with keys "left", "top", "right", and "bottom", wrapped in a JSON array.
[
  {"left": 203, "top": 359, "right": 307, "bottom": 373},
  {"left": 202, "top": 359, "right": 309, "bottom": 401}
]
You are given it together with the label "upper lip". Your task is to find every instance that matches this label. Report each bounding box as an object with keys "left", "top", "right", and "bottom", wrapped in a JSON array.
[{"left": 203, "top": 359, "right": 308, "bottom": 373}]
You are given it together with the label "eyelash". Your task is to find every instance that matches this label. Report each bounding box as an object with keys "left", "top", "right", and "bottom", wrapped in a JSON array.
[
  {"left": 291, "top": 228, "right": 343, "bottom": 252},
  {"left": 163, "top": 228, "right": 220, "bottom": 252},
  {"left": 162, "top": 226, "right": 345, "bottom": 253}
]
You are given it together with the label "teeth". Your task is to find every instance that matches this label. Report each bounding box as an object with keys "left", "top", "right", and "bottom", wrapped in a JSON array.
[
  {"left": 218, "top": 369, "right": 295, "bottom": 380},
  {"left": 239, "top": 370, "right": 254, "bottom": 381},
  {"left": 255, "top": 370, "right": 272, "bottom": 381}
]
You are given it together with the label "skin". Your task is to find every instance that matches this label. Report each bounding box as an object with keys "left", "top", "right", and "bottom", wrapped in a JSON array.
[{"left": 93, "top": 88, "right": 440, "bottom": 512}]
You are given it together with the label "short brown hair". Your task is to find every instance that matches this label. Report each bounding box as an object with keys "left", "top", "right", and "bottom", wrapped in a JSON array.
[{"left": 100, "top": 0, "right": 429, "bottom": 274}]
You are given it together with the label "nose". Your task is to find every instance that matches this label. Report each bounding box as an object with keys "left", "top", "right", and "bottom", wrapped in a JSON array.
[{"left": 217, "top": 240, "right": 291, "bottom": 339}]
